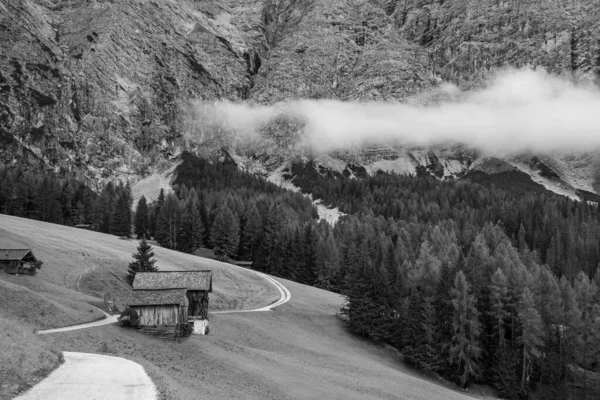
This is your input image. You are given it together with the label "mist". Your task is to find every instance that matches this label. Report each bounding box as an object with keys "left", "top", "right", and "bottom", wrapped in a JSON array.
[{"left": 185, "top": 69, "right": 600, "bottom": 155}]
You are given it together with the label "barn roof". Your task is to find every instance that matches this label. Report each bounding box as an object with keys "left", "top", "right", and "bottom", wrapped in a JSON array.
[
  {"left": 0, "top": 249, "right": 36, "bottom": 262},
  {"left": 133, "top": 271, "right": 212, "bottom": 292},
  {"left": 127, "top": 289, "right": 188, "bottom": 306}
]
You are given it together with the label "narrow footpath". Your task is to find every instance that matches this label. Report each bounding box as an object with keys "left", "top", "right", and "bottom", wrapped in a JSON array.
[{"left": 37, "top": 311, "right": 119, "bottom": 335}]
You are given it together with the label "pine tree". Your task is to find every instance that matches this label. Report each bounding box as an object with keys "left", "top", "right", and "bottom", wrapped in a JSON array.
[
  {"left": 134, "top": 196, "right": 150, "bottom": 239},
  {"left": 258, "top": 204, "right": 284, "bottom": 273},
  {"left": 110, "top": 188, "right": 132, "bottom": 237},
  {"left": 382, "top": 236, "right": 397, "bottom": 284},
  {"left": 315, "top": 230, "right": 340, "bottom": 290},
  {"left": 240, "top": 203, "right": 263, "bottom": 260},
  {"left": 449, "top": 270, "right": 482, "bottom": 388},
  {"left": 155, "top": 193, "right": 182, "bottom": 249},
  {"left": 180, "top": 190, "right": 204, "bottom": 253},
  {"left": 198, "top": 194, "right": 211, "bottom": 247},
  {"left": 74, "top": 201, "right": 86, "bottom": 225},
  {"left": 150, "top": 188, "right": 166, "bottom": 238},
  {"left": 97, "top": 182, "right": 116, "bottom": 233},
  {"left": 515, "top": 224, "right": 527, "bottom": 252},
  {"left": 211, "top": 205, "right": 240, "bottom": 261},
  {"left": 127, "top": 239, "right": 158, "bottom": 284},
  {"left": 299, "top": 223, "right": 318, "bottom": 285},
  {"left": 464, "top": 234, "right": 492, "bottom": 293},
  {"left": 403, "top": 290, "right": 424, "bottom": 366}
]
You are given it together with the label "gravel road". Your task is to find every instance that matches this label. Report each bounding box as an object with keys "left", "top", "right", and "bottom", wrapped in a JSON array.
[{"left": 15, "top": 352, "right": 157, "bottom": 400}]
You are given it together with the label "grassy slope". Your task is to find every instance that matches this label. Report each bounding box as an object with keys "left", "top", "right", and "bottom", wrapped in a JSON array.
[
  {"left": 1, "top": 214, "right": 492, "bottom": 400},
  {"left": 0, "top": 214, "right": 280, "bottom": 312},
  {"left": 48, "top": 279, "right": 492, "bottom": 400},
  {"left": 0, "top": 214, "right": 278, "bottom": 399},
  {"left": 0, "top": 318, "right": 63, "bottom": 400}
]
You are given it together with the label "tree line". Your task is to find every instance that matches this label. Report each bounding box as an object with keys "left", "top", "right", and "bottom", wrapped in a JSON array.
[{"left": 0, "top": 164, "right": 135, "bottom": 237}]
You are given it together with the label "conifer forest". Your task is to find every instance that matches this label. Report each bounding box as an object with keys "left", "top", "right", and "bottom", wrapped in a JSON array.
[{"left": 2, "top": 152, "right": 600, "bottom": 399}]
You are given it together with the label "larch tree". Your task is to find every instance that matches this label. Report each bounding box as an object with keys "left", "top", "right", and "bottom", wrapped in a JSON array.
[
  {"left": 573, "top": 272, "right": 600, "bottom": 372},
  {"left": 449, "top": 270, "right": 482, "bottom": 388},
  {"left": 488, "top": 268, "right": 519, "bottom": 398},
  {"left": 558, "top": 276, "right": 581, "bottom": 375},
  {"left": 534, "top": 266, "right": 562, "bottom": 385},
  {"left": 516, "top": 287, "right": 544, "bottom": 397},
  {"left": 410, "top": 240, "right": 441, "bottom": 295}
]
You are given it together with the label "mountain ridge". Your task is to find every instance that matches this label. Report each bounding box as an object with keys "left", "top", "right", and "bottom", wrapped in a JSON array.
[{"left": 2, "top": 0, "right": 599, "bottom": 199}]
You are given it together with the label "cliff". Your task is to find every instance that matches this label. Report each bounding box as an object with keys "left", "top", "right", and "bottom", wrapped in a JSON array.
[{"left": 1, "top": 0, "right": 599, "bottom": 195}]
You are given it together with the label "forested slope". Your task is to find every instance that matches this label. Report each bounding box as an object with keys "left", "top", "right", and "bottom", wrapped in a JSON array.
[{"left": 3, "top": 150, "right": 600, "bottom": 397}]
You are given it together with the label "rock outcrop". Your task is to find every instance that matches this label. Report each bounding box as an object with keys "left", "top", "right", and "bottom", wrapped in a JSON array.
[
  {"left": 1, "top": 0, "right": 600, "bottom": 197},
  {"left": 0, "top": 0, "right": 260, "bottom": 182}
]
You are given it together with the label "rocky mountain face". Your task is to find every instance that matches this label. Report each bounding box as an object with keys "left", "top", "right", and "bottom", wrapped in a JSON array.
[
  {"left": 1, "top": 0, "right": 261, "bottom": 182},
  {"left": 2, "top": 0, "right": 600, "bottom": 198}
]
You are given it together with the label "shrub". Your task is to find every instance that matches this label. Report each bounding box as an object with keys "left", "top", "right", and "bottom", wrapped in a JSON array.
[
  {"left": 118, "top": 307, "right": 140, "bottom": 328},
  {"left": 98, "top": 341, "right": 115, "bottom": 354}
]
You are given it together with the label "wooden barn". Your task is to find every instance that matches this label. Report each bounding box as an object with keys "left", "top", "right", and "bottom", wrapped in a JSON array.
[
  {"left": 132, "top": 270, "right": 213, "bottom": 320},
  {"left": 127, "top": 289, "right": 189, "bottom": 339},
  {"left": 0, "top": 249, "right": 43, "bottom": 275}
]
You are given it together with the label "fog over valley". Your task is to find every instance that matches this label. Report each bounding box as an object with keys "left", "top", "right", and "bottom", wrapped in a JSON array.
[{"left": 188, "top": 69, "right": 600, "bottom": 155}]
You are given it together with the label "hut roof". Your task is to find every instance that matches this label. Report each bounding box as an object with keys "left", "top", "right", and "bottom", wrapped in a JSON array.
[
  {"left": 235, "top": 261, "right": 254, "bottom": 267},
  {"left": 0, "top": 249, "right": 37, "bottom": 262},
  {"left": 133, "top": 271, "right": 212, "bottom": 292},
  {"left": 127, "top": 289, "right": 188, "bottom": 307}
]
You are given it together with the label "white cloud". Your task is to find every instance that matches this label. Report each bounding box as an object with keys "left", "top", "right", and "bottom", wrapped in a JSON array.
[{"left": 185, "top": 69, "right": 600, "bottom": 156}]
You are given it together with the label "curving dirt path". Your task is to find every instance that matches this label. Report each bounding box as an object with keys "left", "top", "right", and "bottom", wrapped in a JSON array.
[
  {"left": 37, "top": 311, "right": 119, "bottom": 335},
  {"left": 211, "top": 270, "right": 291, "bottom": 314},
  {"left": 15, "top": 352, "right": 157, "bottom": 400}
]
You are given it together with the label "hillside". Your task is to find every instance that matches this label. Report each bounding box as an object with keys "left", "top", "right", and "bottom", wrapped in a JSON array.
[
  {"left": 0, "top": 215, "right": 491, "bottom": 400},
  {"left": 0, "top": 214, "right": 280, "bottom": 312}
]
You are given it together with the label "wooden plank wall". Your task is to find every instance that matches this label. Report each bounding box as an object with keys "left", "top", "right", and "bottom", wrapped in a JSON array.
[
  {"left": 180, "top": 305, "right": 188, "bottom": 323},
  {"left": 134, "top": 305, "right": 180, "bottom": 326}
]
